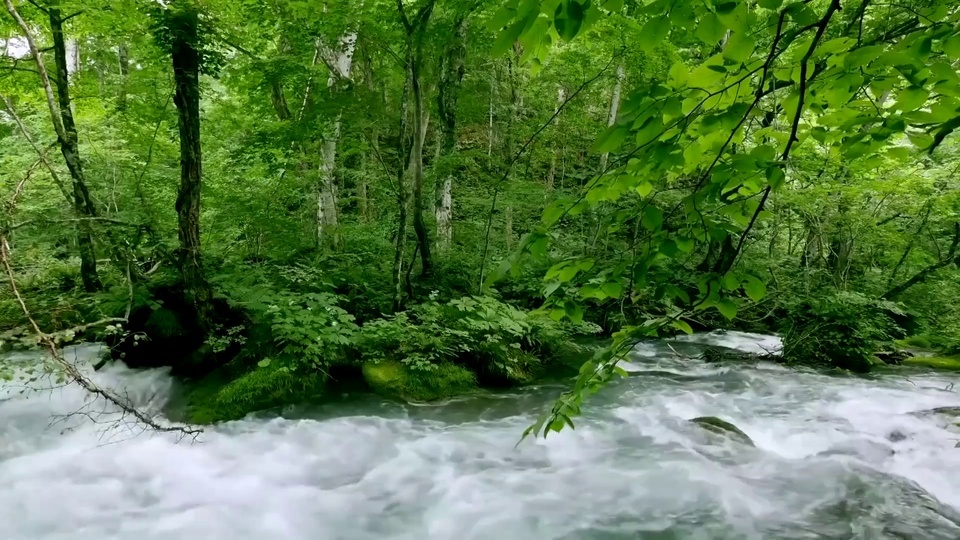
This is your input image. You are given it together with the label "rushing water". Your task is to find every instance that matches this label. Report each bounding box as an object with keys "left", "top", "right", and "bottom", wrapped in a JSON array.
[{"left": 3, "top": 332, "right": 960, "bottom": 539}]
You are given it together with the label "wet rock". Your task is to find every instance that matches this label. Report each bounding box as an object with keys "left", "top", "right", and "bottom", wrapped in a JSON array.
[
  {"left": 689, "top": 416, "right": 754, "bottom": 446},
  {"left": 698, "top": 346, "right": 768, "bottom": 364},
  {"left": 817, "top": 440, "right": 895, "bottom": 461},
  {"left": 887, "top": 430, "right": 908, "bottom": 443},
  {"left": 875, "top": 349, "right": 912, "bottom": 365},
  {"left": 913, "top": 406, "right": 960, "bottom": 418}
]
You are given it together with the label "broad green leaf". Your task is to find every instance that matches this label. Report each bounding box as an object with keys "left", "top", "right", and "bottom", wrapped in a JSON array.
[
  {"left": 636, "top": 181, "right": 654, "bottom": 197},
  {"left": 894, "top": 87, "right": 929, "bottom": 113},
  {"left": 554, "top": 0, "right": 586, "bottom": 42},
  {"left": 695, "top": 13, "right": 725, "bottom": 45},
  {"left": 742, "top": 275, "right": 767, "bottom": 302},
  {"left": 601, "top": 282, "right": 623, "bottom": 298},
  {"left": 639, "top": 17, "right": 670, "bottom": 51},
  {"left": 593, "top": 125, "right": 628, "bottom": 153},
  {"left": 671, "top": 319, "right": 694, "bottom": 334},
  {"left": 717, "top": 299, "right": 738, "bottom": 320},
  {"left": 641, "top": 206, "right": 664, "bottom": 231}
]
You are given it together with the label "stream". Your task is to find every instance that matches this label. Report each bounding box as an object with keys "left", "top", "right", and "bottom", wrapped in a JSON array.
[{"left": 3, "top": 331, "right": 960, "bottom": 539}]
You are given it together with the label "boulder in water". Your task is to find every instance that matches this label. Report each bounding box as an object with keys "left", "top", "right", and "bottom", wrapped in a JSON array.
[
  {"left": 362, "top": 360, "right": 476, "bottom": 402},
  {"left": 689, "top": 416, "right": 754, "bottom": 446}
]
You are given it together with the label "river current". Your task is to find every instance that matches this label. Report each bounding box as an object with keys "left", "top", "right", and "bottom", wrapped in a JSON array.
[{"left": 2, "top": 332, "right": 960, "bottom": 539}]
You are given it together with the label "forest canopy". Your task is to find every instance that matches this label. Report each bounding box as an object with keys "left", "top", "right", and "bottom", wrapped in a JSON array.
[{"left": 2, "top": 0, "right": 960, "bottom": 434}]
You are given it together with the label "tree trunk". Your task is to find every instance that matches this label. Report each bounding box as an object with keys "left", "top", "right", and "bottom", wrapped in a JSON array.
[
  {"left": 409, "top": 53, "right": 432, "bottom": 276},
  {"left": 435, "top": 16, "right": 468, "bottom": 252},
  {"left": 315, "top": 30, "right": 357, "bottom": 251},
  {"left": 169, "top": 5, "right": 213, "bottom": 329},
  {"left": 397, "top": 0, "right": 436, "bottom": 278},
  {"left": 117, "top": 45, "right": 129, "bottom": 111},
  {"left": 599, "top": 63, "right": 624, "bottom": 172},
  {"left": 48, "top": 6, "right": 102, "bottom": 292}
]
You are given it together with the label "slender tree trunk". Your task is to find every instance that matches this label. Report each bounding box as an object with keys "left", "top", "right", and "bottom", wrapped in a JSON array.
[
  {"left": 169, "top": 5, "right": 213, "bottom": 329},
  {"left": 409, "top": 53, "right": 432, "bottom": 276},
  {"left": 599, "top": 63, "right": 624, "bottom": 172},
  {"left": 48, "top": 6, "right": 102, "bottom": 292},
  {"left": 315, "top": 31, "right": 357, "bottom": 251},
  {"left": 117, "top": 45, "right": 129, "bottom": 111},
  {"left": 435, "top": 16, "right": 467, "bottom": 252}
]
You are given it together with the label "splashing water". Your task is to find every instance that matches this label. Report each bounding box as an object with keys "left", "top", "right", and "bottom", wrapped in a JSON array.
[{"left": 3, "top": 334, "right": 960, "bottom": 539}]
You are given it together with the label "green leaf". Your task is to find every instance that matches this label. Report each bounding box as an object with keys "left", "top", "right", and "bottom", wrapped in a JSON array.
[
  {"left": 555, "top": 0, "right": 586, "bottom": 42},
  {"left": 767, "top": 166, "right": 785, "bottom": 189},
  {"left": 695, "top": 13, "right": 725, "bottom": 45},
  {"left": 636, "top": 181, "right": 654, "bottom": 197},
  {"left": 543, "top": 200, "right": 567, "bottom": 226},
  {"left": 601, "top": 282, "right": 623, "bottom": 298},
  {"left": 723, "top": 31, "right": 754, "bottom": 63},
  {"left": 757, "top": 0, "right": 781, "bottom": 9},
  {"left": 894, "top": 86, "right": 929, "bottom": 113},
  {"left": 716, "top": 298, "right": 738, "bottom": 320},
  {"left": 671, "top": 319, "right": 694, "bottom": 334},
  {"left": 593, "top": 125, "right": 628, "bottom": 153},
  {"left": 639, "top": 17, "right": 669, "bottom": 51},
  {"left": 742, "top": 275, "right": 767, "bottom": 302},
  {"left": 257, "top": 358, "right": 272, "bottom": 368},
  {"left": 641, "top": 206, "right": 664, "bottom": 231}
]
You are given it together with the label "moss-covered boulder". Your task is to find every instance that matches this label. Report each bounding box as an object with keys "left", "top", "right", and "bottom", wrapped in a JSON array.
[
  {"left": 902, "top": 356, "right": 960, "bottom": 371},
  {"left": 362, "top": 360, "right": 477, "bottom": 402},
  {"left": 690, "top": 416, "right": 754, "bottom": 446},
  {"left": 179, "top": 363, "right": 327, "bottom": 424}
]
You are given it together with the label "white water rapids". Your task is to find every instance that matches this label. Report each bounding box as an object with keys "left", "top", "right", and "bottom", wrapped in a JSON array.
[{"left": 3, "top": 332, "right": 960, "bottom": 539}]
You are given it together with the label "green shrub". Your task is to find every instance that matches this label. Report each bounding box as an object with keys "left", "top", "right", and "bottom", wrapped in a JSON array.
[
  {"left": 780, "top": 292, "right": 906, "bottom": 373},
  {"left": 358, "top": 295, "right": 593, "bottom": 385}
]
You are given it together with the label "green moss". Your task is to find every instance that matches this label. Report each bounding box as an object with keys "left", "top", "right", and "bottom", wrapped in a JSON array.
[
  {"left": 898, "top": 335, "right": 934, "bottom": 349},
  {"left": 902, "top": 356, "right": 960, "bottom": 371},
  {"left": 690, "top": 416, "right": 754, "bottom": 446},
  {"left": 362, "top": 360, "right": 477, "bottom": 402},
  {"left": 183, "top": 364, "right": 326, "bottom": 424}
]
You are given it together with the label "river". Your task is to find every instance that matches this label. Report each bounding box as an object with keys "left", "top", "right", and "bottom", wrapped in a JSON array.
[{"left": 2, "top": 331, "right": 960, "bottom": 539}]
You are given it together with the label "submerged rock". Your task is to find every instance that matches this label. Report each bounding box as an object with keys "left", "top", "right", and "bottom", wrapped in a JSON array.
[
  {"left": 362, "top": 360, "right": 477, "bottom": 402},
  {"left": 689, "top": 416, "right": 754, "bottom": 446}
]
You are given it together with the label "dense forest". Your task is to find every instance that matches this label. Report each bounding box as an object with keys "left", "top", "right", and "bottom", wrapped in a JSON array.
[{"left": 2, "top": 0, "right": 960, "bottom": 434}]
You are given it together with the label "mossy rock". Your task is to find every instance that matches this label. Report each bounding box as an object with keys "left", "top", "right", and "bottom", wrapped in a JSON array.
[
  {"left": 181, "top": 363, "right": 327, "bottom": 424},
  {"left": 690, "top": 416, "right": 754, "bottom": 446},
  {"left": 902, "top": 356, "right": 960, "bottom": 371},
  {"left": 362, "top": 360, "right": 477, "bottom": 402}
]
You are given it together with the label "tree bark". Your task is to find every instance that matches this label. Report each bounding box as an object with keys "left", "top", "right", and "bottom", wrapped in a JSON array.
[
  {"left": 48, "top": 5, "right": 102, "bottom": 291},
  {"left": 599, "top": 63, "right": 624, "bottom": 172},
  {"left": 117, "top": 45, "right": 129, "bottom": 111},
  {"left": 315, "top": 30, "right": 357, "bottom": 251},
  {"left": 435, "top": 16, "right": 468, "bottom": 252},
  {"left": 398, "top": 0, "right": 436, "bottom": 278},
  {"left": 169, "top": 5, "right": 213, "bottom": 329}
]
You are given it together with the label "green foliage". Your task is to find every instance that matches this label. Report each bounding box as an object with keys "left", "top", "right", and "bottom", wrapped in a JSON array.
[
  {"left": 248, "top": 290, "right": 359, "bottom": 369},
  {"left": 780, "top": 293, "right": 906, "bottom": 373},
  {"left": 359, "top": 295, "right": 591, "bottom": 384}
]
